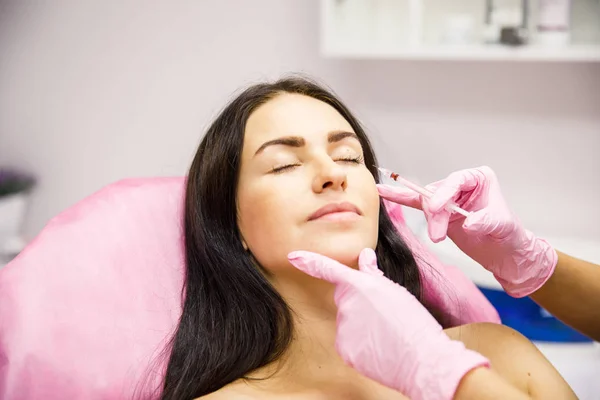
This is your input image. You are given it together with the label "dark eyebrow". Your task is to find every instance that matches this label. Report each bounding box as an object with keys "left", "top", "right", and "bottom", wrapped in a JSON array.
[
  {"left": 254, "top": 136, "right": 305, "bottom": 156},
  {"left": 328, "top": 130, "right": 359, "bottom": 143},
  {"left": 253, "top": 130, "right": 359, "bottom": 157}
]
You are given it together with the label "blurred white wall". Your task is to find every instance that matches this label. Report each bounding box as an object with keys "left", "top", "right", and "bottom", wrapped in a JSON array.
[{"left": 0, "top": 1, "right": 599, "bottom": 241}]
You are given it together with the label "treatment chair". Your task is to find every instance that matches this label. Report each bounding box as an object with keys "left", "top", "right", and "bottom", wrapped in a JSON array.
[{"left": 0, "top": 177, "right": 498, "bottom": 399}]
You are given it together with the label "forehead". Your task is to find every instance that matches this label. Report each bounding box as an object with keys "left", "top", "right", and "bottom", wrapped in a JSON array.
[{"left": 244, "top": 93, "right": 354, "bottom": 149}]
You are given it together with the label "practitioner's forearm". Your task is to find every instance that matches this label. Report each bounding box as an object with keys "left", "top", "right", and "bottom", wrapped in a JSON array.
[{"left": 530, "top": 250, "right": 600, "bottom": 341}]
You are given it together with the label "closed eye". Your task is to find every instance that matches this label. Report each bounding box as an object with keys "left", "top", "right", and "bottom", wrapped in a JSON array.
[
  {"left": 270, "top": 163, "right": 300, "bottom": 174},
  {"left": 269, "top": 155, "right": 364, "bottom": 174},
  {"left": 335, "top": 155, "right": 364, "bottom": 164}
]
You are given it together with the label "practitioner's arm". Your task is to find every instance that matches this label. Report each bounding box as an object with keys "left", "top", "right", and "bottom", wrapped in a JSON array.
[{"left": 530, "top": 250, "right": 600, "bottom": 341}]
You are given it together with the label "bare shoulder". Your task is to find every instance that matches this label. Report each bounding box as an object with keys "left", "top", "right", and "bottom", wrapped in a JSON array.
[
  {"left": 445, "top": 322, "right": 576, "bottom": 398},
  {"left": 194, "top": 382, "right": 257, "bottom": 400},
  {"left": 195, "top": 390, "right": 255, "bottom": 400},
  {"left": 445, "top": 322, "right": 532, "bottom": 356}
]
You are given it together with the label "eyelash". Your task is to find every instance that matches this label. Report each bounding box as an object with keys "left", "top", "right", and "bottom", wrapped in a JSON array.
[{"left": 270, "top": 155, "right": 365, "bottom": 174}]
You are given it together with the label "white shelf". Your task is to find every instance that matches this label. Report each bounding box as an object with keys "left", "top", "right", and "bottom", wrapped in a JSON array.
[
  {"left": 322, "top": 44, "right": 600, "bottom": 62},
  {"left": 320, "top": 0, "right": 600, "bottom": 62}
]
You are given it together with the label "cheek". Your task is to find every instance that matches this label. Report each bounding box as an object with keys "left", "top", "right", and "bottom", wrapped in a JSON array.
[
  {"left": 366, "top": 180, "right": 380, "bottom": 210},
  {"left": 237, "top": 184, "right": 296, "bottom": 268},
  {"left": 366, "top": 178, "right": 382, "bottom": 242},
  {"left": 356, "top": 170, "right": 380, "bottom": 217}
]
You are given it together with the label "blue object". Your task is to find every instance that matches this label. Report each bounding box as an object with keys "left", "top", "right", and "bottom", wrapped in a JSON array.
[{"left": 479, "top": 286, "right": 593, "bottom": 343}]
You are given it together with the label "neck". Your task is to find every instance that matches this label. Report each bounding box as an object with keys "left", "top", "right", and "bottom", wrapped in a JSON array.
[{"left": 246, "top": 272, "right": 347, "bottom": 390}]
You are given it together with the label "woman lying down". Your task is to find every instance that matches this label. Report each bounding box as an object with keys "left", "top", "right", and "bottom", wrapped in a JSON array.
[{"left": 158, "top": 77, "right": 576, "bottom": 399}]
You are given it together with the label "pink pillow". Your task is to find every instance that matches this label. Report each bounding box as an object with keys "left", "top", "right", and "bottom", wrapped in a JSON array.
[
  {"left": 0, "top": 178, "right": 498, "bottom": 399},
  {"left": 0, "top": 177, "right": 186, "bottom": 399},
  {"left": 384, "top": 200, "right": 500, "bottom": 326}
]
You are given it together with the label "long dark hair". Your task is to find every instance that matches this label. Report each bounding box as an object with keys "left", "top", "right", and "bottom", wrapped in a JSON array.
[{"left": 160, "top": 76, "right": 440, "bottom": 399}]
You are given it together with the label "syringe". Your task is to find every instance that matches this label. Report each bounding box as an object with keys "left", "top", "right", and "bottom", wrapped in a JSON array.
[{"left": 378, "top": 167, "right": 471, "bottom": 218}]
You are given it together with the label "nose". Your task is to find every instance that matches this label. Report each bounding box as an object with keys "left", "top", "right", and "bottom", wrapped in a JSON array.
[{"left": 312, "top": 159, "right": 348, "bottom": 193}]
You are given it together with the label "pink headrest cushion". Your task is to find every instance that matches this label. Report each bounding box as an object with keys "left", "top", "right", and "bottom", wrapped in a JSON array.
[
  {"left": 0, "top": 177, "right": 186, "bottom": 399},
  {"left": 384, "top": 202, "right": 500, "bottom": 326},
  {"left": 0, "top": 177, "right": 498, "bottom": 399}
]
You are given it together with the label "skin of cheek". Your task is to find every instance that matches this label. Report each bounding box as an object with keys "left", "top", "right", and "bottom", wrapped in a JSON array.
[{"left": 237, "top": 179, "right": 304, "bottom": 273}]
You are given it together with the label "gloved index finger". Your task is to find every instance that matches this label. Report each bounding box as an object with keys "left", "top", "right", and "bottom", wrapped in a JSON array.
[{"left": 288, "top": 251, "right": 359, "bottom": 285}]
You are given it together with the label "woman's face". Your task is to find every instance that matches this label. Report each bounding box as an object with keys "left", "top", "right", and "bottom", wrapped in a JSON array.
[{"left": 237, "top": 93, "right": 380, "bottom": 275}]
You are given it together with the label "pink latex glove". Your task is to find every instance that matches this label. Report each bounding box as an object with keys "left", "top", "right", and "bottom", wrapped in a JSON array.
[
  {"left": 287, "top": 248, "right": 489, "bottom": 400},
  {"left": 377, "top": 166, "right": 558, "bottom": 298}
]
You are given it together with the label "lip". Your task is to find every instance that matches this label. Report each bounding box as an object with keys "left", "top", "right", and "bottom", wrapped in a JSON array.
[{"left": 308, "top": 202, "right": 362, "bottom": 221}]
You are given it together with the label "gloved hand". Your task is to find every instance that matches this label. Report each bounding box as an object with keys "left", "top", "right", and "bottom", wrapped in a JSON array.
[
  {"left": 377, "top": 166, "right": 558, "bottom": 298},
  {"left": 287, "top": 248, "right": 489, "bottom": 400}
]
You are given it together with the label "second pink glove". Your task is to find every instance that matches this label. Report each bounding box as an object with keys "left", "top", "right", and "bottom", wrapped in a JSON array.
[
  {"left": 377, "top": 166, "right": 557, "bottom": 298},
  {"left": 288, "top": 248, "right": 489, "bottom": 400}
]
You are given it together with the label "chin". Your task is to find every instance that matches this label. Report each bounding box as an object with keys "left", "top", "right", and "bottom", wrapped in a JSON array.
[{"left": 305, "top": 240, "right": 372, "bottom": 269}]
